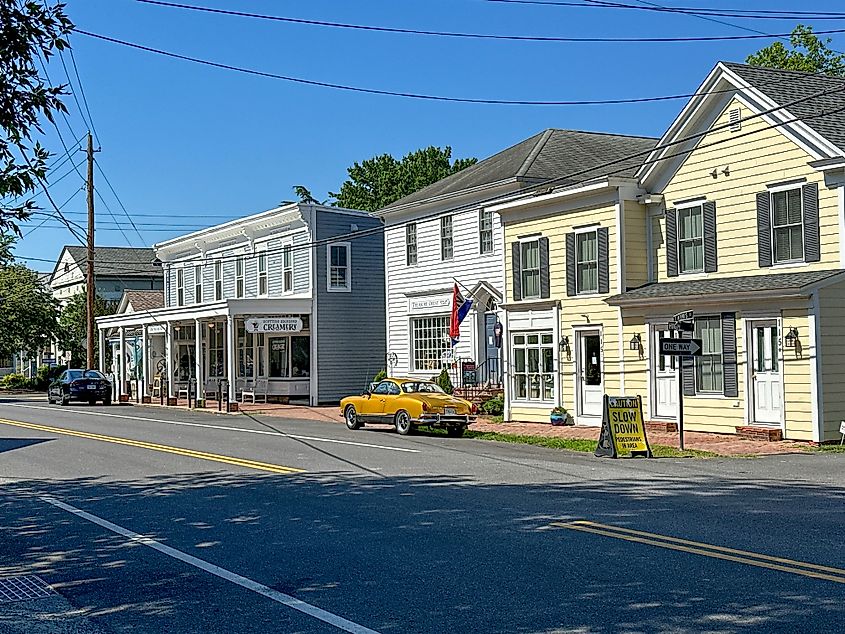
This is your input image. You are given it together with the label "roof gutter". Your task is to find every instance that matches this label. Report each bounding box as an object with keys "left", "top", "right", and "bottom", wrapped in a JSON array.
[{"left": 489, "top": 176, "right": 637, "bottom": 214}]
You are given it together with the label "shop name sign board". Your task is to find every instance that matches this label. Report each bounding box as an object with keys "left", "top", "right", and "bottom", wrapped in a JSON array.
[
  {"left": 595, "top": 395, "right": 652, "bottom": 458},
  {"left": 409, "top": 297, "right": 450, "bottom": 313},
  {"left": 245, "top": 317, "right": 303, "bottom": 333}
]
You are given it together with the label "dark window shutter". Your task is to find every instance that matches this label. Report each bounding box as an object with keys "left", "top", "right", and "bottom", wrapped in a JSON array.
[
  {"left": 565, "top": 233, "right": 576, "bottom": 297},
  {"left": 803, "top": 182, "right": 820, "bottom": 262},
  {"left": 703, "top": 201, "right": 718, "bottom": 273},
  {"left": 756, "top": 191, "right": 773, "bottom": 268},
  {"left": 539, "top": 237, "right": 551, "bottom": 299},
  {"left": 597, "top": 227, "right": 610, "bottom": 294},
  {"left": 681, "top": 328, "right": 696, "bottom": 396},
  {"left": 721, "top": 312, "right": 738, "bottom": 398},
  {"left": 511, "top": 242, "right": 522, "bottom": 301},
  {"left": 665, "top": 208, "right": 678, "bottom": 278}
]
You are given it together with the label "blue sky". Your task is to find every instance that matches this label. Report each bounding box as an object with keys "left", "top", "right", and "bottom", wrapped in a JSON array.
[{"left": 12, "top": 0, "right": 845, "bottom": 270}]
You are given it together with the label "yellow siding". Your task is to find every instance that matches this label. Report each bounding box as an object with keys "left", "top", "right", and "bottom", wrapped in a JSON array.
[
  {"left": 656, "top": 97, "right": 840, "bottom": 280},
  {"left": 624, "top": 200, "right": 648, "bottom": 289},
  {"left": 510, "top": 405, "right": 553, "bottom": 424},
  {"left": 819, "top": 282, "right": 845, "bottom": 441},
  {"left": 621, "top": 315, "right": 649, "bottom": 414},
  {"left": 781, "top": 310, "right": 814, "bottom": 440}
]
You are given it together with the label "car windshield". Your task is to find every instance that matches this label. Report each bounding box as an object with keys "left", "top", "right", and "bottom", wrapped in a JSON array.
[
  {"left": 401, "top": 382, "right": 446, "bottom": 394},
  {"left": 67, "top": 370, "right": 104, "bottom": 380}
]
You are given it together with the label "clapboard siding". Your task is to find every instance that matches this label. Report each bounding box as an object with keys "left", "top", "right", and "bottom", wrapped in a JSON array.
[{"left": 315, "top": 210, "right": 385, "bottom": 402}]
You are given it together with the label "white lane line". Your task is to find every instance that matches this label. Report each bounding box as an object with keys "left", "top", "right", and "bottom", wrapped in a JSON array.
[
  {"left": 5, "top": 403, "right": 418, "bottom": 453},
  {"left": 41, "top": 496, "right": 381, "bottom": 634}
]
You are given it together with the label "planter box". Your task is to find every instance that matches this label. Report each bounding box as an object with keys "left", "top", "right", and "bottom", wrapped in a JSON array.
[
  {"left": 118, "top": 394, "right": 130, "bottom": 403},
  {"left": 166, "top": 397, "right": 178, "bottom": 406},
  {"left": 141, "top": 396, "right": 151, "bottom": 404}
]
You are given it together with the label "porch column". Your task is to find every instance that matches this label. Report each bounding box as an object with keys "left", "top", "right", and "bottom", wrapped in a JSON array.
[
  {"left": 226, "top": 316, "right": 236, "bottom": 402},
  {"left": 141, "top": 324, "right": 149, "bottom": 397},
  {"left": 195, "top": 318, "right": 202, "bottom": 400},
  {"left": 118, "top": 326, "right": 126, "bottom": 396},
  {"left": 165, "top": 322, "right": 174, "bottom": 398},
  {"left": 98, "top": 327, "right": 105, "bottom": 373}
]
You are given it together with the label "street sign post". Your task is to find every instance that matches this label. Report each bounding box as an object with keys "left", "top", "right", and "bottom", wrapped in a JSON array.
[
  {"left": 673, "top": 310, "right": 694, "bottom": 323},
  {"left": 663, "top": 311, "right": 699, "bottom": 451},
  {"left": 659, "top": 338, "right": 702, "bottom": 356}
]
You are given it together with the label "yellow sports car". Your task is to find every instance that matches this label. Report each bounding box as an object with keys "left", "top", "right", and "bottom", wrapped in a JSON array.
[{"left": 340, "top": 378, "right": 477, "bottom": 437}]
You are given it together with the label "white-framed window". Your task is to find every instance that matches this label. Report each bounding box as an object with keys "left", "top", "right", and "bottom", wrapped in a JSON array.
[
  {"left": 411, "top": 315, "right": 449, "bottom": 371},
  {"left": 771, "top": 187, "right": 803, "bottom": 264},
  {"left": 235, "top": 257, "right": 244, "bottom": 298},
  {"left": 520, "top": 239, "right": 540, "bottom": 299},
  {"left": 176, "top": 268, "right": 184, "bottom": 307},
  {"left": 678, "top": 204, "right": 704, "bottom": 274},
  {"left": 194, "top": 264, "right": 202, "bottom": 304},
  {"left": 258, "top": 252, "right": 268, "bottom": 296},
  {"left": 479, "top": 209, "right": 493, "bottom": 254},
  {"left": 576, "top": 230, "right": 598, "bottom": 294},
  {"left": 440, "top": 215, "right": 453, "bottom": 260},
  {"left": 214, "top": 260, "right": 222, "bottom": 301},
  {"left": 282, "top": 244, "right": 293, "bottom": 292},
  {"left": 208, "top": 324, "right": 225, "bottom": 378},
  {"left": 406, "top": 223, "right": 417, "bottom": 266},
  {"left": 695, "top": 316, "right": 723, "bottom": 393},
  {"left": 327, "top": 242, "right": 351, "bottom": 292},
  {"left": 511, "top": 332, "right": 555, "bottom": 402}
]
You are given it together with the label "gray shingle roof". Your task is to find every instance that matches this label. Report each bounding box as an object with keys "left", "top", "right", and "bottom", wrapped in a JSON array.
[
  {"left": 723, "top": 62, "right": 845, "bottom": 153},
  {"left": 63, "top": 246, "right": 160, "bottom": 278},
  {"left": 607, "top": 270, "right": 845, "bottom": 305},
  {"left": 380, "top": 129, "right": 657, "bottom": 213},
  {"left": 122, "top": 290, "right": 164, "bottom": 312}
]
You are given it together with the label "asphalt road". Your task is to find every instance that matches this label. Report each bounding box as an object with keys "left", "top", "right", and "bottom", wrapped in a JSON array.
[{"left": 1, "top": 394, "right": 844, "bottom": 633}]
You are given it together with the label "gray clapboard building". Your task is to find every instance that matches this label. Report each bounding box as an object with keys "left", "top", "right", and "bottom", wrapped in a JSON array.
[{"left": 96, "top": 203, "right": 385, "bottom": 405}]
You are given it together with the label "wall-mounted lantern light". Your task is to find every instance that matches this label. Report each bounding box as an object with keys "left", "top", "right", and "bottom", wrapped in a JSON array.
[
  {"left": 784, "top": 327, "right": 799, "bottom": 349},
  {"left": 629, "top": 333, "right": 642, "bottom": 351}
]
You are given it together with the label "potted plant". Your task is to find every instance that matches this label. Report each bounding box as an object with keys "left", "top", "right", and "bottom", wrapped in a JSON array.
[{"left": 550, "top": 405, "right": 568, "bottom": 426}]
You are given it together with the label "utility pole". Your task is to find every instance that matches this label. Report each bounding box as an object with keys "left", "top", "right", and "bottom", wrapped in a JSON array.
[{"left": 86, "top": 132, "right": 95, "bottom": 369}]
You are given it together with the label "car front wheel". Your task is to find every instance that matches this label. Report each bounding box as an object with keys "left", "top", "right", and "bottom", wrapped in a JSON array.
[
  {"left": 345, "top": 405, "right": 361, "bottom": 430},
  {"left": 395, "top": 410, "right": 412, "bottom": 436}
]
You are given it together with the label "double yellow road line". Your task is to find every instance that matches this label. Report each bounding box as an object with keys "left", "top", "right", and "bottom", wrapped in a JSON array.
[
  {"left": 552, "top": 520, "right": 845, "bottom": 585},
  {"left": 0, "top": 418, "right": 303, "bottom": 475}
]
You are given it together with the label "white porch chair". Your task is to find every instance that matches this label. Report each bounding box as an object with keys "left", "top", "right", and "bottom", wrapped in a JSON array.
[
  {"left": 177, "top": 382, "right": 189, "bottom": 400},
  {"left": 242, "top": 378, "right": 268, "bottom": 404}
]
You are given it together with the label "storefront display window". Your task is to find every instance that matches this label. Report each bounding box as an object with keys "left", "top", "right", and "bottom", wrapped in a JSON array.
[{"left": 511, "top": 332, "right": 555, "bottom": 402}]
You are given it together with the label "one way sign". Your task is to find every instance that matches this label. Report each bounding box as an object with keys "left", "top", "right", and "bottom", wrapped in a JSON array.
[{"left": 660, "top": 338, "right": 703, "bottom": 356}]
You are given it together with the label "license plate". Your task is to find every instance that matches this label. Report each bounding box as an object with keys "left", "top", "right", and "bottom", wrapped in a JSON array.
[
  {"left": 87, "top": 383, "right": 97, "bottom": 389},
  {"left": 445, "top": 407, "right": 456, "bottom": 415}
]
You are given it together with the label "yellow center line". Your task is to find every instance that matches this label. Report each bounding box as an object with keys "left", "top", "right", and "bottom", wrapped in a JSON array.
[
  {"left": 550, "top": 520, "right": 845, "bottom": 585},
  {"left": 0, "top": 418, "right": 304, "bottom": 475}
]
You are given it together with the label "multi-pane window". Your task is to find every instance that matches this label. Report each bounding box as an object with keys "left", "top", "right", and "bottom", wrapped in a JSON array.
[
  {"left": 208, "top": 324, "right": 225, "bottom": 377},
  {"left": 576, "top": 231, "right": 598, "bottom": 294},
  {"left": 406, "top": 223, "right": 417, "bottom": 266},
  {"left": 214, "top": 260, "right": 223, "bottom": 301},
  {"left": 258, "top": 253, "right": 268, "bottom": 295},
  {"left": 176, "top": 268, "right": 184, "bottom": 306},
  {"left": 678, "top": 205, "right": 704, "bottom": 273},
  {"left": 520, "top": 240, "right": 540, "bottom": 299},
  {"left": 772, "top": 188, "right": 803, "bottom": 263},
  {"left": 194, "top": 264, "right": 202, "bottom": 304},
  {"left": 412, "top": 315, "right": 449, "bottom": 371},
  {"left": 511, "top": 332, "right": 555, "bottom": 402},
  {"left": 479, "top": 209, "right": 493, "bottom": 254},
  {"left": 235, "top": 257, "right": 244, "bottom": 298},
  {"left": 440, "top": 215, "right": 453, "bottom": 260},
  {"left": 695, "top": 316, "right": 723, "bottom": 393},
  {"left": 328, "top": 243, "right": 351, "bottom": 291},
  {"left": 282, "top": 245, "right": 293, "bottom": 292}
]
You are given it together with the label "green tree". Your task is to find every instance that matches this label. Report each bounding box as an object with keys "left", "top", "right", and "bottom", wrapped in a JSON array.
[
  {"left": 746, "top": 24, "right": 845, "bottom": 76},
  {"left": 331, "top": 146, "right": 477, "bottom": 212},
  {"left": 0, "top": 1, "right": 73, "bottom": 235},
  {"left": 292, "top": 185, "right": 321, "bottom": 205},
  {"left": 57, "top": 291, "right": 116, "bottom": 367},
  {"left": 0, "top": 263, "right": 59, "bottom": 358}
]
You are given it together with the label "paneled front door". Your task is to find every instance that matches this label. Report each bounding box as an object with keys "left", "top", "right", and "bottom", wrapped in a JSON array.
[
  {"left": 577, "top": 331, "right": 603, "bottom": 419},
  {"left": 654, "top": 328, "right": 678, "bottom": 419},
  {"left": 751, "top": 321, "right": 782, "bottom": 425}
]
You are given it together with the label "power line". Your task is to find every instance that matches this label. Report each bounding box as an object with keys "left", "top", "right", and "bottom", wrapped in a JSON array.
[
  {"left": 22, "top": 189, "right": 86, "bottom": 238},
  {"left": 93, "top": 158, "right": 147, "bottom": 245},
  {"left": 132, "top": 0, "right": 845, "bottom": 42},
  {"left": 65, "top": 45, "right": 102, "bottom": 148},
  {"left": 74, "top": 28, "right": 819, "bottom": 107}
]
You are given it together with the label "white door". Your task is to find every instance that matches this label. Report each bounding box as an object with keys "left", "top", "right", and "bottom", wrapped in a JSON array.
[
  {"left": 577, "top": 331, "right": 603, "bottom": 418},
  {"left": 654, "top": 328, "right": 678, "bottom": 419},
  {"left": 751, "top": 321, "right": 782, "bottom": 425}
]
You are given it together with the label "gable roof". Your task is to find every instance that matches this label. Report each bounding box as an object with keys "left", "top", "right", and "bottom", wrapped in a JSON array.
[
  {"left": 638, "top": 61, "right": 845, "bottom": 188},
  {"left": 52, "top": 246, "right": 160, "bottom": 285},
  {"left": 119, "top": 290, "right": 165, "bottom": 314},
  {"left": 378, "top": 129, "right": 657, "bottom": 214}
]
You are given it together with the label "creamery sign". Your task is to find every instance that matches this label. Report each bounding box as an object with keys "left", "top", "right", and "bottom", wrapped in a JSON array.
[{"left": 245, "top": 317, "right": 303, "bottom": 333}]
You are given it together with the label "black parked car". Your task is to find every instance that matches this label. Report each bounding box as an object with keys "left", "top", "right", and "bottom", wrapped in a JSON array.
[{"left": 48, "top": 369, "right": 112, "bottom": 406}]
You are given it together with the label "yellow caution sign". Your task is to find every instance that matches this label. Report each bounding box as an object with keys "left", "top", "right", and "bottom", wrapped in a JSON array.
[{"left": 595, "top": 395, "right": 652, "bottom": 458}]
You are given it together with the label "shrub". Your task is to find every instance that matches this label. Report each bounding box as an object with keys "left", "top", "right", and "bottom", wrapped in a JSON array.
[
  {"left": 373, "top": 369, "right": 387, "bottom": 383},
  {"left": 481, "top": 395, "right": 504, "bottom": 416},
  {"left": 435, "top": 368, "right": 454, "bottom": 394},
  {"left": 32, "top": 364, "right": 62, "bottom": 390},
  {"left": 0, "top": 373, "right": 30, "bottom": 390}
]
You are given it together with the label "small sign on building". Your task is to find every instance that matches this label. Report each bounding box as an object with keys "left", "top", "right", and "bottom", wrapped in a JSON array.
[
  {"left": 595, "top": 395, "right": 652, "bottom": 458},
  {"left": 245, "top": 317, "right": 304, "bottom": 333},
  {"left": 461, "top": 361, "right": 477, "bottom": 386}
]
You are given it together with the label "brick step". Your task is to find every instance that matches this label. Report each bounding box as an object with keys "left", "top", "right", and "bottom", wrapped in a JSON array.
[
  {"left": 453, "top": 387, "right": 503, "bottom": 405},
  {"left": 646, "top": 421, "right": 679, "bottom": 433},
  {"left": 735, "top": 426, "right": 783, "bottom": 442}
]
